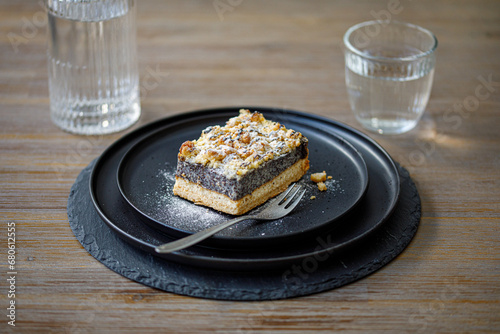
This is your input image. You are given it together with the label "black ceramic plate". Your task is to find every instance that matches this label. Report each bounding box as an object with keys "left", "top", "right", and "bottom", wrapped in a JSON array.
[
  {"left": 116, "top": 117, "right": 369, "bottom": 249},
  {"left": 89, "top": 107, "right": 400, "bottom": 270}
]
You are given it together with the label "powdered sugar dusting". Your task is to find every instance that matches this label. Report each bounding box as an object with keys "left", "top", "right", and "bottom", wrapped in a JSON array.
[
  {"left": 145, "top": 164, "right": 223, "bottom": 232},
  {"left": 132, "top": 157, "right": 348, "bottom": 238}
]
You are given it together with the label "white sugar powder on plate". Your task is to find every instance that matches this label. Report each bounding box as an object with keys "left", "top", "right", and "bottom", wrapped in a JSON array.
[
  {"left": 147, "top": 167, "right": 222, "bottom": 231},
  {"left": 140, "top": 163, "right": 344, "bottom": 235}
]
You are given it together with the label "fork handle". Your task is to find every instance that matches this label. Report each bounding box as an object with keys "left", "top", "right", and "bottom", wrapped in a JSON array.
[{"left": 155, "top": 215, "right": 251, "bottom": 254}]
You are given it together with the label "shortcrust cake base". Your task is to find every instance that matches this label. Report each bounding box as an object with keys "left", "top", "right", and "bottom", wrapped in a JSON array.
[{"left": 173, "top": 158, "right": 309, "bottom": 215}]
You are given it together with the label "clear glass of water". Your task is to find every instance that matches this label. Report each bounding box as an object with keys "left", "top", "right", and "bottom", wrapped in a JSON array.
[
  {"left": 343, "top": 21, "right": 437, "bottom": 135},
  {"left": 46, "top": 0, "right": 141, "bottom": 135}
]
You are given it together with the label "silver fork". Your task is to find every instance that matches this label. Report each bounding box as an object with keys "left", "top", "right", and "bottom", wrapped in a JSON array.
[{"left": 155, "top": 184, "right": 305, "bottom": 254}]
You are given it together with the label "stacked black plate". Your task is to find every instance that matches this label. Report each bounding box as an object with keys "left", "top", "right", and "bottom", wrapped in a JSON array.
[{"left": 89, "top": 107, "right": 402, "bottom": 271}]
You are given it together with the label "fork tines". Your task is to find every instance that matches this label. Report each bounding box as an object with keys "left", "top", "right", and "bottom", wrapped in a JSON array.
[{"left": 278, "top": 183, "right": 304, "bottom": 206}]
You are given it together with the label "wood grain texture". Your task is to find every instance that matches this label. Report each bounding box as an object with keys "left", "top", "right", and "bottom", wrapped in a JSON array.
[{"left": 1, "top": 0, "right": 499, "bottom": 332}]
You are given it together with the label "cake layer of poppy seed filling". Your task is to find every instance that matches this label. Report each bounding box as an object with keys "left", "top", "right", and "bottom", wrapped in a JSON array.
[{"left": 175, "top": 142, "right": 308, "bottom": 200}]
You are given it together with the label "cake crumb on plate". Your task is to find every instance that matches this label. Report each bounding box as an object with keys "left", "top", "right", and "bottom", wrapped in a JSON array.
[{"left": 317, "top": 182, "right": 327, "bottom": 191}]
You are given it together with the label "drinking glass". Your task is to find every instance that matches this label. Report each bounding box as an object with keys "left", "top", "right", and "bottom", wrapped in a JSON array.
[
  {"left": 46, "top": 0, "right": 141, "bottom": 135},
  {"left": 343, "top": 20, "right": 437, "bottom": 134}
]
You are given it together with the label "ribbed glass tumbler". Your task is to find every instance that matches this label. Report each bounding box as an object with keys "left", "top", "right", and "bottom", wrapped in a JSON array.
[{"left": 46, "top": 0, "right": 141, "bottom": 135}]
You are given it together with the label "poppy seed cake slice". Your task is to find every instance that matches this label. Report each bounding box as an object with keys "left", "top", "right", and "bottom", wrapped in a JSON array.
[{"left": 173, "top": 109, "right": 309, "bottom": 215}]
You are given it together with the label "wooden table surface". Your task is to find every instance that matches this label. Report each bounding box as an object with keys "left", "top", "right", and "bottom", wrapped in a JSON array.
[{"left": 1, "top": 0, "right": 499, "bottom": 332}]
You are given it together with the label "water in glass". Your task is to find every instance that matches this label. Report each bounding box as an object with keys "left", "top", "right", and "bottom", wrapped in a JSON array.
[{"left": 345, "top": 45, "right": 434, "bottom": 135}]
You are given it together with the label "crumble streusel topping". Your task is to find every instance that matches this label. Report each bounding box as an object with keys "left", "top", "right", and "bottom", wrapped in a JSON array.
[{"left": 178, "top": 109, "right": 308, "bottom": 179}]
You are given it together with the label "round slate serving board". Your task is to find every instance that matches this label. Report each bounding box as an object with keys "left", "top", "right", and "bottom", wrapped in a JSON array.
[{"left": 68, "top": 159, "right": 420, "bottom": 301}]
